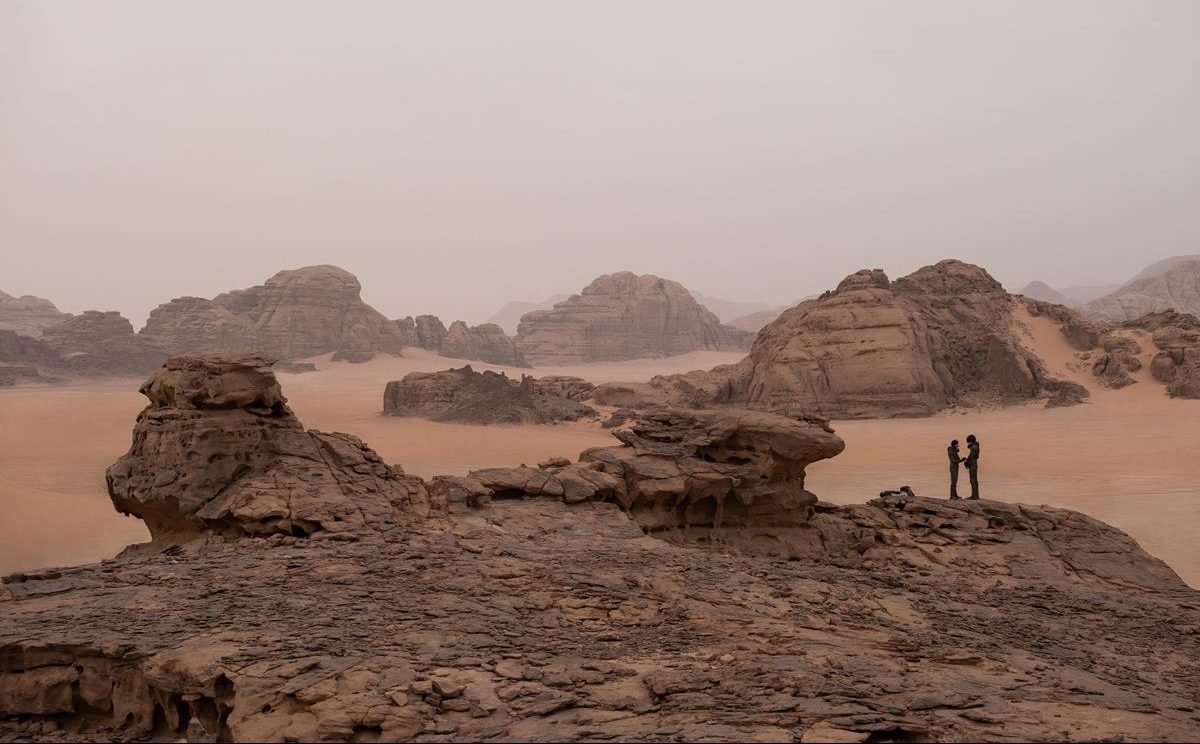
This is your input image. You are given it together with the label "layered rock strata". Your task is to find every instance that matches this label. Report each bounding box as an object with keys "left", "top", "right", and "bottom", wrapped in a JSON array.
[
  {"left": 106, "top": 354, "right": 428, "bottom": 541},
  {"left": 514, "top": 272, "right": 754, "bottom": 365}
]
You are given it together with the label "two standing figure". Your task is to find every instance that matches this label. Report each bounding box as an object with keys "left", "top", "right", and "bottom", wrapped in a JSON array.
[{"left": 948, "top": 434, "right": 980, "bottom": 500}]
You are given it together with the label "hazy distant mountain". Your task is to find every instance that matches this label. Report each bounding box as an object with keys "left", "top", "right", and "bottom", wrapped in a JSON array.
[
  {"left": 485, "top": 295, "right": 570, "bottom": 334},
  {"left": 1058, "top": 283, "right": 1122, "bottom": 305},
  {"left": 1018, "top": 281, "right": 1071, "bottom": 306},
  {"left": 0, "top": 289, "right": 71, "bottom": 337},
  {"left": 1083, "top": 256, "right": 1200, "bottom": 322},
  {"left": 687, "top": 291, "right": 782, "bottom": 324},
  {"left": 726, "top": 295, "right": 818, "bottom": 333}
]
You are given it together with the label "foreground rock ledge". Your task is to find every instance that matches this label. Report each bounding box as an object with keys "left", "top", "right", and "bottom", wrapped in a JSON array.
[{"left": 2, "top": 356, "right": 1199, "bottom": 743}]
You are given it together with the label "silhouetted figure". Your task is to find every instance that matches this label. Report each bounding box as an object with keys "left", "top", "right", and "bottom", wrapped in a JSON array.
[
  {"left": 964, "top": 434, "right": 981, "bottom": 499},
  {"left": 947, "top": 439, "right": 963, "bottom": 500}
]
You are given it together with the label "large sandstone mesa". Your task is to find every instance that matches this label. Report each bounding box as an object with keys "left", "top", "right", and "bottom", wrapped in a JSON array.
[
  {"left": 382, "top": 366, "right": 595, "bottom": 424},
  {"left": 141, "top": 265, "right": 407, "bottom": 362},
  {"left": 729, "top": 261, "right": 1084, "bottom": 418},
  {"left": 0, "top": 290, "right": 71, "bottom": 337},
  {"left": 514, "top": 272, "right": 754, "bottom": 365},
  {"left": 106, "top": 354, "right": 428, "bottom": 541},
  {"left": 1083, "top": 256, "right": 1200, "bottom": 322},
  {"left": 2, "top": 356, "right": 1200, "bottom": 742}
]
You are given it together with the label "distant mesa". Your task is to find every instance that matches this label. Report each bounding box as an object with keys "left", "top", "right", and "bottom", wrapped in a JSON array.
[
  {"left": 142, "top": 265, "right": 407, "bottom": 362},
  {"left": 1081, "top": 256, "right": 1200, "bottom": 323},
  {"left": 514, "top": 271, "right": 755, "bottom": 365},
  {"left": 383, "top": 365, "right": 595, "bottom": 424},
  {"left": 0, "top": 290, "right": 72, "bottom": 337}
]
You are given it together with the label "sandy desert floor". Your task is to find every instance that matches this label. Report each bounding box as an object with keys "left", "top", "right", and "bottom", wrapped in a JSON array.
[{"left": 2, "top": 331, "right": 1198, "bottom": 587}]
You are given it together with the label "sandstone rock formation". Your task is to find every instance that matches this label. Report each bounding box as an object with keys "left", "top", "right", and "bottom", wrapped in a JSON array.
[
  {"left": 395, "top": 315, "right": 529, "bottom": 367},
  {"left": 1130, "top": 310, "right": 1200, "bottom": 398},
  {"left": 107, "top": 354, "right": 428, "bottom": 541},
  {"left": 3, "top": 357, "right": 1199, "bottom": 742},
  {"left": 39, "top": 311, "right": 165, "bottom": 377},
  {"left": 441, "top": 321, "right": 527, "bottom": 366},
  {"left": 724, "top": 261, "right": 1083, "bottom": 418},
  {"left": 514, "top": 272, "right": 754, "bottom": 365},
  {"left": 1083, "top": 257, "right": 1200, "bottom": 322},
  {"left": 0, "top": 290, "right": 71, "bottom": 337},
  {"left": 141, "top": 265, "right": 407, "bottom": 362},
  {"left": 1024, "top": 299, "right": 1200, "bottom": 398},
  {"left": 382, "top": 366, "right": 594, "bottom": 425}
]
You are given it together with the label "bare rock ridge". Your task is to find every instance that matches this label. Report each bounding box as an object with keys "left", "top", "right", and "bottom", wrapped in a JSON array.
[
  {"left": 0, "top": 290, "right": 71, "bottom": 337},
  {"left": 514, "top": 272, "right": 755, "bottom": 365},
  {"left": 636, "top": 260, "right": 1087, "bottom": 419},
  {"left": 1018, "top": 280, "right": 1071, "bottom": 306},
  {"left": 106, "top": 353, "right": 429, "bottom": 542},
  {"left": 382, "top": 366, "right": 595, "bottom": 424},
  {"left": 3, "top": 353, "right": 1199, "bottom": 742},
  {"left": 1083, "top": 256, "right": 1200, "bottom": 323}
]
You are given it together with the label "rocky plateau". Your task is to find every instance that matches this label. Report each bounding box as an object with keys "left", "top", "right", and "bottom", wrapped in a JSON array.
[{"left": 1, "top": 354, "right": 1198, "bottom": 743}]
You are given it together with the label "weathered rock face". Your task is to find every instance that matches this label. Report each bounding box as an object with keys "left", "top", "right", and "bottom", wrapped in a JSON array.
[
  {"left": 40, "top": 311, "right": 166, "bottom": 376},
  {"left": 3, "top": 363, "right": 1200, "bottom": 742},
  {"left": 0, "top": 290, "right": 71, "bottom": 337},
  {"left": 581, "top": 409, "right": 845, "bottom": 540},
  {"left": 141, "top": 265, "right": 407, "bottom": 362},
  {"left": 382, "top": 366, "right": 595, "bottom": 424},
  {"left": 1132, "top": 311, "right": 1200, "bottom": 398},
  {"left": 106, "top": 354, "right": 428, "bottom": 541},
  {"left": 1083, "top": 257, "right": 1200, "bottom": 322},
  {"left": 728, "top": 261, "right": 1070, "bottom": 418},
  {"left": 441, "top": 321, "right": 527, "bottom": 366},
  {"left": 0, "top": 330, "right": 61, "bottom": 370},
  {"left": 514, "top": 272, "right": 754, "bottom": 365}
]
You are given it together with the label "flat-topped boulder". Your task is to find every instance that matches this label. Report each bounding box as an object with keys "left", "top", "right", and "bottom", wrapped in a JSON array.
[
  {"left": 382, "top": 366, "right": 594, "bottom": 424},
  {"left": 514, "top": 272, "right": 754, "bottom": 365},
  {"left": 106, "top": 353, "right": 428, "bottom": 541}
]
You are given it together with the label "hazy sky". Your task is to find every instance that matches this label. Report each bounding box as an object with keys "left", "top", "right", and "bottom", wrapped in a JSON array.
[{"left": 3, "top": 1, "right": 1198, "bottom": 327}]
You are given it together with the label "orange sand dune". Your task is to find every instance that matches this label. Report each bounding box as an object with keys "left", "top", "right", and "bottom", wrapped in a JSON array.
[{"left": 2, "top": 339, "right": 1198, "bottom": 588}]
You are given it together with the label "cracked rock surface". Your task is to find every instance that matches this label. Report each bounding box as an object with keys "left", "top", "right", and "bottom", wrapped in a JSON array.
[{"left": 2, "top": 355, "right": 1198, "bottom": 743}]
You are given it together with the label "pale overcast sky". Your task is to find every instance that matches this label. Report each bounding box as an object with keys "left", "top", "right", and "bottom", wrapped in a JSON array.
[{"left": 2, "top": 1, "right": 1198, "bottom": 327}]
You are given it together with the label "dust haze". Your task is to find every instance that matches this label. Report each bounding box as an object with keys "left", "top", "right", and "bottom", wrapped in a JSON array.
[{"left": 3, "top": 1, "right": 1199, "bottom": 325}]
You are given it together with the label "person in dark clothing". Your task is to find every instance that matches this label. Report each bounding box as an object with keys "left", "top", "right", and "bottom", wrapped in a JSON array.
[
  {"left": 964, "top": 434, "right": 981, "bottom": 499},
  {"left": 947, "top": 439, "right": 963, "bottom": 500}
]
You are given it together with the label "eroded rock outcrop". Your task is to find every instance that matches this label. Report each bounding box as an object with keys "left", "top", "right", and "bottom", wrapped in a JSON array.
[
  {"left": 141, "top": 265, "right": 407, "bottom": 362},
  {"left": 1130, "top": 310, "right": 1200, "bottom": 398},
  {"left": 4, "top": 358, "right": 1200, "bottom": 742},
  {"left": 514, "top": 272, "right": 754, "bottom": 365},
  {"left": 40, "top": 311, "right": 166, "bottom": 377},
  {"left": 382, "top": 366, "right": 594, "bottom": 425},
  {"left": 0, "top": 290, "right": 71, "bottom": 337},
  {"left": 723, "top": 261, "right": 1079, "bottom": 418},
  {"left": 106, "top": 354, "right": 428, "bottom": 541},
  {"left": 441, "top": 321, "right": 527, "bottom": 366}
]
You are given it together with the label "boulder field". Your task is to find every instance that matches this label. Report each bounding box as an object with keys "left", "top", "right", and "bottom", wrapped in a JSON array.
[{"left": 2, "top": 354, "right": 1198, "bottom": 742}]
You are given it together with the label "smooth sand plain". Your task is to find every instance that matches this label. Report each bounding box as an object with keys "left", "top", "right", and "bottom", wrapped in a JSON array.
[{"left": 2, "top": 330, "right": 1198, "bottom": 587}]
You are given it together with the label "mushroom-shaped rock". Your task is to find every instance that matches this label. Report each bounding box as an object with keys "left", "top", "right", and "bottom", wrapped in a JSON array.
[{"left": 106, "top": 353, "right": 428, "bottom": 542}]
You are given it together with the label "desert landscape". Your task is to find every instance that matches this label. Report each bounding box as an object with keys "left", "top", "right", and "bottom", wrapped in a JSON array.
[{"left": 4, "top": 3, "right": 1200, "bottom": 742}]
